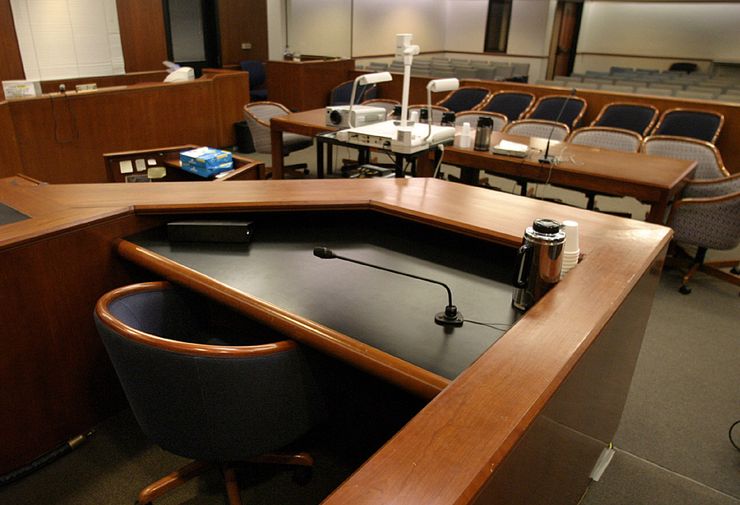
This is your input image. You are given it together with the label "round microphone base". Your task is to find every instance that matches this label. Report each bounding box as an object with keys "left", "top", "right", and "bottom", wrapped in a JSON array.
[{"left": 435, "top": 311, "right": 464, "bottom": 327}]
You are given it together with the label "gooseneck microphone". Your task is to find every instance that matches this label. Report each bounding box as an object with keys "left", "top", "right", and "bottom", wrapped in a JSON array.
[
  {"left": 313, "top": 247, "right": 464, "bottom": 327},
  {"left": 538, "top": 87, "right": 577, "bottom": 165}
]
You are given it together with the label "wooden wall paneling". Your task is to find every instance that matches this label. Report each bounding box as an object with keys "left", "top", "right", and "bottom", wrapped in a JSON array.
[
  {"left": 6, "top": 80, "right": 227, "bottom": 183},
  {"left": 202, "top": 71, "right": 251, "bottom": 146},
  {"left": 462, "top": 79, "right": 740, "bottom": 174},
  {"left": 0, "top": 212, "right": 162, "bottom": 475},
  {"left": 116, "top": 0, "right": 169, "bottom": 73},
  {"left": 267, "top": 59, "right": 355, "bottom": 111},
  {"left": 0, "top": 102, "right": 23, "bottom": 177},
  {"left": 218, "top": 0, "right": 269, "bottom": 66},
  {"left": 0, "top": 0, "right": 24, "bottom": 81}
]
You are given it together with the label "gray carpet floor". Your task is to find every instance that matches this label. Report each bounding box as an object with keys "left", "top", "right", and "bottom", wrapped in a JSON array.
[{"left": 1, "top": 151, "right": 738, "bottom": 504}]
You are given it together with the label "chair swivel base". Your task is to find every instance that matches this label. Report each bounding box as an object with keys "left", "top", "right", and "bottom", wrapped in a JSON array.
[
  {"left": 135, "top": 451, "right": 313, "bottom": 505},
  {"left": 679, "top": 259, "right": 740, "bottom": 295}
]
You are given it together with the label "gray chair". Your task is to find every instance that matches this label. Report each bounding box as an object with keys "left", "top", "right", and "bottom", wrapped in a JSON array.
[
  {"left": 568, "top": 126, "right": 642, "bottom": 153},
  {"left": 361, "top": 98, "right": 401, "bottom": 118},
  {"left": 94, "top": 281, "right": 325, "bottom": 505},
  {"left": 244, "top": 101, "right": 312, "bottom": 177},
  {"left": 568, "top": 126, "right": 642, "bottom": 213},
  {"left": 641, "top": 135, "right": 730, "bottom": 180},
  {"left": 455, "top": 111, "right": 508, "bottom": 132},
  {"left": 504, "top": 119, "right": 570, "bottom": 141},
  {"left": 666, "top": 174, "right": 740, "bottom": 294},
  {"left": 408, "top": 104, "right": 449, "bottom": 124}
]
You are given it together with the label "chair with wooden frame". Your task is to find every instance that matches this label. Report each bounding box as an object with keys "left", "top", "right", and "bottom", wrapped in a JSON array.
[
  {"left": 567, "top": 127, "right": 643, "bottom": 214},
  {"left": 666, "top": 174, "right": 740, "bottom": 294},
  {"left": 361, "top": 98, "right": 401, "bottom": 118},
  {"left": 504, "top": 119, "right": 570, "bottom": 141},
  {"left": 524, "top": 94, "right": 588, "bottom": 129},
  {"left": 455, "top": 111, "right": 508, "bottom": 132},
  {"left": 94, "top": 281, "right": 325, "bottom": 505},
  {"left": 651, "top": 108, "right": 724, "bottom": 144},
  {"left": 590, "top": 101, "right": 659, "bottom": 136},
  {"left": 244, "top": 101, "right": 312, "bottom": 177},
  {"left": 435, "top": 86, "right": 492, "bottom": 113},
  {"left": 479, "top": 90, "right": 536, "bottom": 122},
  {"left": 329, "top": 80, "right": 378, "bottom": 106},
  {"left": 408, "top": 104, "right": 450, "bottom": 124},
  {"left": 641, "top": 135, "right": 730, "bottom": 180}
]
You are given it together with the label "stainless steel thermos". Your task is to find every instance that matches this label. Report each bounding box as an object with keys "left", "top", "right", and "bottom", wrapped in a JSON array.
[
  {"left": 512, "top": 218, "right": 565, "bottom": 311},
  {"left": 473, "top": 116, "right": 493, "bottom": 151}
]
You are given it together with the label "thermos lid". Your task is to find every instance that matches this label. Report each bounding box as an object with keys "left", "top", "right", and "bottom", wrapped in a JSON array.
[
  {"left": 532, "top": 218, "right": 562, "bottom": 235},
  {"left": 477, "top": 116, "right": 493, "bottom": 127}
]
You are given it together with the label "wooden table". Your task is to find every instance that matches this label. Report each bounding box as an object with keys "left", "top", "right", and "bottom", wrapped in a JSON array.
[
  {"left": 0, "top": 176, "right": 671, "bottom": 504},
  {"left": 270, "top": 109, "right": 335, "bottom": 179},
  {"left": 271, "top": 113, "right": 696, "bottom": 223},
  {"left": 439, "top": 131, "right": 696, "bottom": 223}
]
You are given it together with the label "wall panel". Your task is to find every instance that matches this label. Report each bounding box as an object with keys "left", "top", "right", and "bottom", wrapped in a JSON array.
[
  {"left": 219, "top": 0, "right": 269, "bottom": 65},
  {"left": 1, "top": 71, "right": 248, "bottom": 183},
  {"left": 116, "top": 0, "right": 168, "bottom": 72},
  {"left": 0, "top": 0, "right": 25, "bottom": 81}
]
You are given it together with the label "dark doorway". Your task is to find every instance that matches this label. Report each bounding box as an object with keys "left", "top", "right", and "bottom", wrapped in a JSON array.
[
  {"left": 163, "top": 0, "right": 221, "bottom": 75},
  {"left": 548, "top": 1, "right": 583, "bottom": 78}
]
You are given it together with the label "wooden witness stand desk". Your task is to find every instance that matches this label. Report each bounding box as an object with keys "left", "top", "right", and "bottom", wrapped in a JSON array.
[{"left": 0, "top": 176, "right": 671, "bottom": 504}]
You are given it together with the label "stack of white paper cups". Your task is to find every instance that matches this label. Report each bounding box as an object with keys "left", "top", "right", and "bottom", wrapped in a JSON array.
[{"left": 561, "top": 220, "right": 580, "bottom": 277}]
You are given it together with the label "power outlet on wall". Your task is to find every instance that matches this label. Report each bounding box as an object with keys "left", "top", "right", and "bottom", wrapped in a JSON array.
[{"left": 241, "top": 42, "right": 252, "bottom": 50}]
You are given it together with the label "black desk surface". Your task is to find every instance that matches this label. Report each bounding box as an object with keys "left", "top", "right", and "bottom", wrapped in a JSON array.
[
  {"left": 127, "top": 211, "right": 520, "bottom": 379},
  {"left": 0, "top": 202, "right": 30, "bottom": 226}
]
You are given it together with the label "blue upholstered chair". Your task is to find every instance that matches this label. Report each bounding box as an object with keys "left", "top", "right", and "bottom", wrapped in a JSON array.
[
  {"left": 666, "top": 174, "right": 740, "bottom": 294},
  {"left": 479, "top": 90, "right": 535, "bottom": 121},
  {"left": 95, "top": 281, "right": 325, "bottom": 505},
  {"left": 329, "top": 80, "right": 377, "bottom": 106},
  {"left": 652, "top": 108, "right": 724, "bottom": 143},
  {"left": 239, "top": 60, "right": 268, "bottom": 101},
  {"left": 590, "top": 102, "right": 659, "bottom": 136},
  {"left": 435, "top": 86, "right": 491, "bottom": 112},
  {"left": 524, "top": 94, "right": 588, "bottom": 129}
]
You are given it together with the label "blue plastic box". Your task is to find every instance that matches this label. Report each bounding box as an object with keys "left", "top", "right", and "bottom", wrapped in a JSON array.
[{"left": 179, "top": 147, "right": 233, "bottom": 178}]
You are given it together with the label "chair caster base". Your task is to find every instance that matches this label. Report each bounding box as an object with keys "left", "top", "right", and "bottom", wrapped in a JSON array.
[{"left": 679, "top": 284, "right": 692, "bottom": 295}]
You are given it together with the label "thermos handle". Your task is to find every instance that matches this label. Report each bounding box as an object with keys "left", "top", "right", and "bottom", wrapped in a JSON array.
[{"left": 513, "top": 243, "right": 533, "bottom": 288}]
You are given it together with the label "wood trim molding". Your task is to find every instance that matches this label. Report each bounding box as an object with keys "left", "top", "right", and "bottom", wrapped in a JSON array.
[
  {"left": 96, "top": 281, "right": 297, "bottom": 357},
  {"left": 576, "top": 52, "right": 713, "bottom": 63}
]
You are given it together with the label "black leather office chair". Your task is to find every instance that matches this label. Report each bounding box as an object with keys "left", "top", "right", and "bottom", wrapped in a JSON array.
[
  {"left": 524, "top": 94, "right": 588, "bottom": 129},
  {"left": 590, "top": 102, "right": 659, "bottom": 136},
  {"left": 240, "top": 60, "right": 268, "bottom": 101},
  {"left": 652, "top": 108, "right": 724, "bottom": 143},
  {"left": 479, "top": 90, "right": 535, "bottom": 121},
  {"left": 95, "top": 281, "right": 325, "bottom": 505}
]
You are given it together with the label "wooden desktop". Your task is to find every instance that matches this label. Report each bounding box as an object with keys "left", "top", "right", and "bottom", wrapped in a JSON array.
[{"left": 0, "top": 176, "right": 670, "bottom": 504}]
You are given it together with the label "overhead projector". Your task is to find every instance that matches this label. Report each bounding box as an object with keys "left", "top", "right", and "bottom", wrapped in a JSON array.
[{"left": 326, "top": 105, "right": 387, "bottom": 128}]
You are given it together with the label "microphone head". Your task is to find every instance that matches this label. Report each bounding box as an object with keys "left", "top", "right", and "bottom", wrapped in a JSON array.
[{"left": 313, "top": 247, "right": 336, "bottom": 259}]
